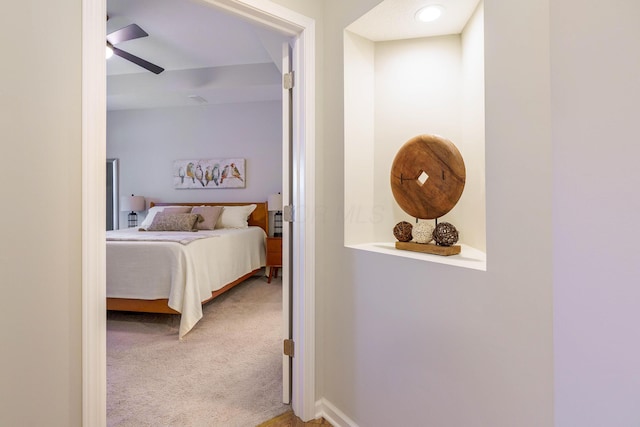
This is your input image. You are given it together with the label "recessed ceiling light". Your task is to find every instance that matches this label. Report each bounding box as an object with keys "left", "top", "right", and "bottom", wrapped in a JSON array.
[{"left": 415, "top": 5, "right": 444, "bottom": 22}]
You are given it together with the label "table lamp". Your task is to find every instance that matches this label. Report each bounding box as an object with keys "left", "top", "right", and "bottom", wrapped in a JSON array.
[
  {"left": 120, "top": 194, "right": 145, "bottom": 228},
  {"left": 268, "top": 193, "right": 283, "bottom": 237}
]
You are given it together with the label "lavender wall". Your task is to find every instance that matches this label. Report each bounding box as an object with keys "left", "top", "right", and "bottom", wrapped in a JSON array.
[{"left": 107, "top": 101, "right": 282, "bottom": 227}]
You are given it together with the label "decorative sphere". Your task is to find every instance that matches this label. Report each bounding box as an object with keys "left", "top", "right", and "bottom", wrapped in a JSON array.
[
  {"left": 393, "top": 221, "right": 413, "bottom": 242},
  {"left": 433, "top": 222, "right": 459, "bottom": 246},
  {"left": 412, "top": 221, "right": 434, "bottom": 244}
]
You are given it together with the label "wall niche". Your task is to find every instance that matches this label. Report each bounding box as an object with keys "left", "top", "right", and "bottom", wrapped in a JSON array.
[{"left": 344, "top": 0, "right": 486, "bottom": 270}]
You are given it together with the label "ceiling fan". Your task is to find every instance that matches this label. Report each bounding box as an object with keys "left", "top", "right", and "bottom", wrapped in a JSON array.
[{"left": 106, "top": 18, "right": 165, "bottom": 74}]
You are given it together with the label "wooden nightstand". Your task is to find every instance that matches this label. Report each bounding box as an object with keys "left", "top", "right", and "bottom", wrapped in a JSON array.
[{"left": 266, "top": 237, "right": 282, "bottom": 283}]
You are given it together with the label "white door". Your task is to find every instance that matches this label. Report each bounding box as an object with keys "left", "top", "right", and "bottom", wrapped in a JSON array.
[{"left": 281, "top": 41, "right": 293, "bottom": 405}]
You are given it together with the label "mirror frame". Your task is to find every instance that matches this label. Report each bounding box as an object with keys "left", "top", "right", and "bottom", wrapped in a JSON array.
[{"left": 107, "top": 158, "right": 119, "bottom": 230}]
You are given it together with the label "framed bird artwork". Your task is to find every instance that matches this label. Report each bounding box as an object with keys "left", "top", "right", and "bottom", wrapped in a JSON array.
[{"left": 173, "top": 158, "right": 246, "bottom": 189}]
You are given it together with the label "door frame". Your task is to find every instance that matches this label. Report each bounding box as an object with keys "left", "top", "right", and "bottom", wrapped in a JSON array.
[{"left": 81, "top": 0, "right": 316, "bottom": 424}]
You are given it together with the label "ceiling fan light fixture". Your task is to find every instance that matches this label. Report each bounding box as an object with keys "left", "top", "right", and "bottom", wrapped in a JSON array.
[
  {"left": 105, "top": 22, "right": 164, "bottom": 74},
  {"left": 415, "top": 4, "right": 445, "bottom": 22},
  {"left": 106, "top": 44, "right": 114, "bottom": 59}
]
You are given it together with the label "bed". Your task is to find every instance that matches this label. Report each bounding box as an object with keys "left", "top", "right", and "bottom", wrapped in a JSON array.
[{"left": 106, "top": 201, "right": 268, "bottom": 338}]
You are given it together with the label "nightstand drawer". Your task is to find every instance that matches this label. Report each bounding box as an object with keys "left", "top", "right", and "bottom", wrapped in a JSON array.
[{"left": 266, "top": 237, "right": 282, "bottom": 267}]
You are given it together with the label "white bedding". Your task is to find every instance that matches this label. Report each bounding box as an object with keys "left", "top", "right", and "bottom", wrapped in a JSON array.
[{"left": 106, "top": 226, "right": 266, "bottom": 338}]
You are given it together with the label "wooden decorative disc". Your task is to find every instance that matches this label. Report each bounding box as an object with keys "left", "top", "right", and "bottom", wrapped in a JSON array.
[{"left": 390, "top": 134, "right": 465, "bottom": 219}]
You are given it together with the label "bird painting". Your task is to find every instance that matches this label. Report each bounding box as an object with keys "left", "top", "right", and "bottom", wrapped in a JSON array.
[
  {"left": 195, "top": 165, "right": 205, "bottom": 187},
  {"left": 230, "top": 163, "right": 244, "bottom": 182},
  {"left": 205, "top": 166, "right": 212, "bottom": 186},
  {"left": 220, "top": 165, "right": 229, "bottom": 184},
  {"left": 212, "top": 164, "right": 220, "bottom": 186},
  {"left": 186, "top": 162, "right": 196, "bottom": 183},
  {"left": 173, "top": 159, "right": 245, "bottom": 188}
]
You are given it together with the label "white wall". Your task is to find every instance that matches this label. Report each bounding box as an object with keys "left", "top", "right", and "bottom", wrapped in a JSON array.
[
  {"left": 459, "top": 3, "right": 486, "bottom": 251},
  {"left": 551, "top": 0, "right": 640, "bottom": 425},
  {"left": 323, "top": 0, "right": 640, "bottom": 425},
  {"left": 0, "top": 1, "right": 83, "bottom": 425},
  {"left": 324, "top": 0, "right": 554, "bottom": 425},
  {"left": 344, "top": 5, "right": 486, "bottom": 252},
  {"left": 107, "top": 101, "right": 282, "bottom": 227},
  {"left": 343, "top": 31, "right": 375, "bottom": 245},
  {"left": 374, "top": 35, "right": 463, "bottom": 241}
]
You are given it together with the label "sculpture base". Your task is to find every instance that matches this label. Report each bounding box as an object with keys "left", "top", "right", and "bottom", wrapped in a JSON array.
[{"left": 395, "top": 241, "right": 461, "bottom": 256}]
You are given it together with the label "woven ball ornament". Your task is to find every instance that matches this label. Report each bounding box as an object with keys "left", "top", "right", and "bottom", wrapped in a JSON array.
[
  {"left": 433, "top": 222, "right": 459, "bottom": 246},
  {"left": 393, "top": 221, "right": 413, "bottom": 242},
  {"left": 412, "top": 221, "right": 434, "bottom": 244}
]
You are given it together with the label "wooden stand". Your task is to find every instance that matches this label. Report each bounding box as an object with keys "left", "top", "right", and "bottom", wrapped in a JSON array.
[
  {"left": 266, "top": 237, "right": 282, "bottom": 283},
  {"left": 395, "top": 241, "right": 461, "bottom": 256}
]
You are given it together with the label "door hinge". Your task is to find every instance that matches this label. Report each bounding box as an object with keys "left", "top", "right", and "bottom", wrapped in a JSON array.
[
  {"left": 283, "top": 71, "right": 294, "bottom": 90},
  {"left": 284, "top": 339, "right": 295, "bottom": 357},
  {"left": 283, "top": 205, "right": 294, "bottom": 222}
]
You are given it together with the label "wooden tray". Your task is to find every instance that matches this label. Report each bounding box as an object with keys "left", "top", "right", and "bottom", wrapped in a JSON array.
[{"left": 395, "top": 241, "right": 461, "bottom": 256}]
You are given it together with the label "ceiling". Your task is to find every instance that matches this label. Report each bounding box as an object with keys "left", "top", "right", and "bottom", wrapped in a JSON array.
[
  {"left": 106, "top": 0, "right": 290, "bottom": 110},
  {"left": 347, "top": 0, "right": 482, "bottom": 41},
  {"left": 107, "top": 0, "right": 481, "bottom": 111}
]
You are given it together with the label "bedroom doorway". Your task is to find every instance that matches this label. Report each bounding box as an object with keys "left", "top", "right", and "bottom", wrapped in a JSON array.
[{"left": 83, "top": 0, "right": 317, "bottom": 424}]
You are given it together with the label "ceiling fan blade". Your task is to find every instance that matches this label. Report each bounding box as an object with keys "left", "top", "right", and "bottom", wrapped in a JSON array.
[
  {"left": 112, "top": 47, "right": 165, "bottom": 74},
  {"left": 107, "top": 23, "right": 149, "bottom": 45}
]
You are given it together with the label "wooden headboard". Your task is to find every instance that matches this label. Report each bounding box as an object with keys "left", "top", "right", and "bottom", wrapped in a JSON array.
[{"left": 149, "top": 201, "right": 268, "bottom": 235}]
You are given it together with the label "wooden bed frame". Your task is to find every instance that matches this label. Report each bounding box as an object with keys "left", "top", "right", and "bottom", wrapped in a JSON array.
[{"left": 106, "top": 201, "right": 268, "bottom": 314}]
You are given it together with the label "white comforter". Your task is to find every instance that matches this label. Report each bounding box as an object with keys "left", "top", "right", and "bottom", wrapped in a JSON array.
[{"left": 106, "top": 226, "right": 266, "bottom": 338}]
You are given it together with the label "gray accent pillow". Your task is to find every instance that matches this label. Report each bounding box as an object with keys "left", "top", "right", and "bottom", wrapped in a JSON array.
[
  {"left": 191, "top": 206, "right": 223, "bottom": 230},
  {"left": 139, "top": 206, "right": 192, "bottom": 229},
  {"left": 146, "top": 212, "right": 200, "bottom": 232}
]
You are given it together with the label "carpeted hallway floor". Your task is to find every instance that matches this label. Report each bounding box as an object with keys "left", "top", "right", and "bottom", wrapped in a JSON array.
[{"left": 107, "top": 271, "right": 289, "bottom": 426}]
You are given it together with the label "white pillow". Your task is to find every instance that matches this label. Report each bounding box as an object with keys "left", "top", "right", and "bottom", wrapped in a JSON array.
[
  {"left": 139, "top": 206, "right": 192, "bottom": 229},
  {"left": 215, "top": 204, "right": 257, "bottom": 229}
]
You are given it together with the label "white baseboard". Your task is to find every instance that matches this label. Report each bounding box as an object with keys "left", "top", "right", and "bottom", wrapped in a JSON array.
[{"left": 315, "top": 398, "right": 359, "bottom": 427}]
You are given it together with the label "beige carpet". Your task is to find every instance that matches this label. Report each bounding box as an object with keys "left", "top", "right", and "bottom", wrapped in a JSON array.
[{"left": 107, "top": 272, "right": 290, "bottom": 426}]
